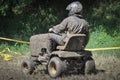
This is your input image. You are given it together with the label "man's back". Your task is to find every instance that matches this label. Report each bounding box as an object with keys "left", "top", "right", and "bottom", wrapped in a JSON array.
[
  {"left": 65, "top": 15, "right": 89, "bottom": 34},
  {"left": 52, "top": 15, "right": 89, "bottom": 35}
]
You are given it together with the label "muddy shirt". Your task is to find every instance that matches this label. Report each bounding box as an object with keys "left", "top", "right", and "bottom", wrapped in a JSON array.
[{"left": 52, "top": 15, "right": 89, "bottom": 35}]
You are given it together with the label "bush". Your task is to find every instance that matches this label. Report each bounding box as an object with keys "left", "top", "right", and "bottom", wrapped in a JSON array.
[
  {"left": 87, "top": 25, "right": 120, "bottom": 48},
  {"left": 0, "top": 7, "right": 58, "bottom": 41},
  {"left": 87, "top": 0, "right": 120, "bottom": 32}
]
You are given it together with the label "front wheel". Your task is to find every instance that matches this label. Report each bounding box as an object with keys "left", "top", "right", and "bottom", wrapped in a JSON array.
[
  {"left": 48, "top": 57, "right": 65, "bottom": 78},
  {"left": 21, "top": 59, "right": 35, "bottom": 74}
]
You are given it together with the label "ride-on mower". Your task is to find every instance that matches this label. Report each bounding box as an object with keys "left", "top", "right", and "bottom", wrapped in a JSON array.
[{"left": 21, "top": 34, "right": 96, "bottom": 78}]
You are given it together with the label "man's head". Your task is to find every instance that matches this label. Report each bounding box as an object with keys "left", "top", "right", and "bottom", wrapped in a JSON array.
[{"left": 66, "top": 1, "right": 83, "bottom": 16}]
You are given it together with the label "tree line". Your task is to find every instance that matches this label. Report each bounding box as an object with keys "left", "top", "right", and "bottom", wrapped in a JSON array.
[{"left": 0, "top": 0, "right": 120, "bottom": 41}]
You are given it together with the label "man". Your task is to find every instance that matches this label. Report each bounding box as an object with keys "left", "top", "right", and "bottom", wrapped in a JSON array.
[{"left": 48, "top": 1, "right": 89, "bottom": 52}]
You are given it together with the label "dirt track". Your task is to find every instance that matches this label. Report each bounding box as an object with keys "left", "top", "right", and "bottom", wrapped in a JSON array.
[{"left": 0, "top": 54, "right": 120, "bottom": 80}]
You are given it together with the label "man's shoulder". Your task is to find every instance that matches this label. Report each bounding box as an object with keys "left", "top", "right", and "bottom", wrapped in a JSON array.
[
  {"left": 64, "top": 16, "right": 76, "bottom": 20},
  {"left": 65, "top": 15, "right": 86, "bottom": 22},
  {"left": 67, "top": 16, "right": 76, "bottom": 18},
  {"left": 63, "top": 15, "right": 87, "bottom": 24}
]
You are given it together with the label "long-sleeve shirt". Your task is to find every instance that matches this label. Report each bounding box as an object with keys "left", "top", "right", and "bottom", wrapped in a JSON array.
[{"left": 52, "top": 15, "right": 89, "bottom": 35}]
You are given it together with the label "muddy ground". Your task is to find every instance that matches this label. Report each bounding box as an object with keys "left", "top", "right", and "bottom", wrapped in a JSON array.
[{"left": 0, "top": 54, "right": 120, "bottom": 80}]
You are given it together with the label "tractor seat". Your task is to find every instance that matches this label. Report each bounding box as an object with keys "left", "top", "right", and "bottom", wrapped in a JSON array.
[{"left": 57, "top": 34, "right": 86, "bottom": 51}]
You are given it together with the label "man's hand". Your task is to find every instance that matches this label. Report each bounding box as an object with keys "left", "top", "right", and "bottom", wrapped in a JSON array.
[{"left": 48, "top": 28, "right": 53, "bottom": 32}]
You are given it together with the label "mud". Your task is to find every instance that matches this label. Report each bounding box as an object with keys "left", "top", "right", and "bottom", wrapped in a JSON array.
[{"left": 0, "top": 54, "right": 120, "bottom": 80}]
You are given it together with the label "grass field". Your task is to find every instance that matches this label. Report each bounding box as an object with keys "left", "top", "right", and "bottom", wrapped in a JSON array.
[{"left": 0, "top": 49, "right": 120, "bottom": 80}]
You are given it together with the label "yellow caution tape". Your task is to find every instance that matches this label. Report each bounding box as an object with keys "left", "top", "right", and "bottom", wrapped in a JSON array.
[
  {"left": 0, "top": 48, "right": 13, "bottom": 61},
  {"left": 0, "top": 37, "right": 30, "bottom": 44},
  {"left": 85, "top": 46, "right": 120, "bottom": 51},
  {"left": 0, "top": 46, "right": 120, "bottom": 61},
  {"left": 0, "top": 47, "right": 22, "bottom": 61},
  {"left": 3, "top": 54, "right": 13, "bottom": 61},
  {"left": 0, "top": 37, "right": 120, "bottom": 51},
  {"left": 0, "top": 37, "right": 120, "bottom": 61}
]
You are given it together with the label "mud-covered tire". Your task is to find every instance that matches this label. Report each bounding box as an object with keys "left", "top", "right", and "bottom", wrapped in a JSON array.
[
  {"left": 21, "top": 59, "right": 35, "bottom": 75},
  {"left": 48, "top": 57, "right": 65, "bottom": 78},
  {"left": 85, "top": 59, "right": 96, "bottom": 74}
]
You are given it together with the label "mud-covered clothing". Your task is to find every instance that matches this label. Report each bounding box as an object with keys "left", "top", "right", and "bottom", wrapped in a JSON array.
[
  {"left": 49, "top": 14, "right": 89, "bottom": 47},
  {"left": 52, "top": 15, "right": 89, "bottom": 35}
]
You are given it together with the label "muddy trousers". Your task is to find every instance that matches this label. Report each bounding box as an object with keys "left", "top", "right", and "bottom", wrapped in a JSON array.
[{"left": 47, "top": 33, "right": 64, "bottom": 53}]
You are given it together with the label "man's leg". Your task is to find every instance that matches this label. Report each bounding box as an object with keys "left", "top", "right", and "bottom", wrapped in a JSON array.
[
  {"left": 47, "top": 33, "right": 64, "bottom": 52},
  {"left": 48, "top": 33, "right": 64, "bottom": 45}
]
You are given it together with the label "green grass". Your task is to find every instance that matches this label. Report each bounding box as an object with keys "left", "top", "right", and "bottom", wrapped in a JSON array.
[
  {"left": 0, "top": 43, "right": 30, "bottom": 55},
  {"left": 87, "top": 27, "right": 120, "bottom": 48},
  {"left": 92, "top": 50, "right": 120, "bottom": 58}
]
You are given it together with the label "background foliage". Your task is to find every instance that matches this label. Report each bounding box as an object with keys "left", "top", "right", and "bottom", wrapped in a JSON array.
[{"left": 0, "top": 0, "right": 120, "bottom": 49}]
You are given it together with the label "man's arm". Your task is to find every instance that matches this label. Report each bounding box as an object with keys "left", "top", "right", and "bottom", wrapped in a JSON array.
[{"left": 49, "top": 18, "right": 68, "bottom": 34}]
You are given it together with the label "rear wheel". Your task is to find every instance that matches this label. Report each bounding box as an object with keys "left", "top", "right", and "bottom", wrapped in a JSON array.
[
  {"left": 85, "top": 58, "right": 96, "bottom": 74},
  {"left": 21, "top": 59, "right": 35, "bottom": 74},
  {"left": 48, "top": 57, "right": 65, "bottom": 78}
]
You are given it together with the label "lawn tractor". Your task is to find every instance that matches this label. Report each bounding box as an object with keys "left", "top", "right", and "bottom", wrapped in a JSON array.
[{"left": 21, "top": 33, "right": 96, "bottom": 78}]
